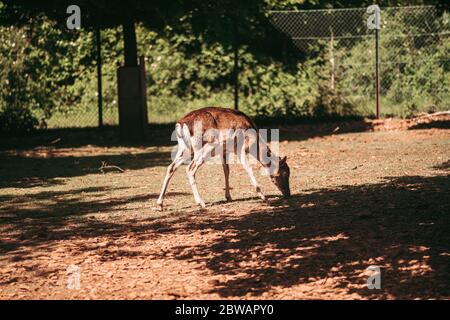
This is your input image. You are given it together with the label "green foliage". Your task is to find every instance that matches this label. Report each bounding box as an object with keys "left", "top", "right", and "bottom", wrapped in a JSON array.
[
  {"left": 0, "top": 4, "right": 449, "bottom": 131},
  {"left": 379, "top": 10, "right": 450, "bottom": 117},
  {"left": 0, "top": 15, "right": 95, "bottom": 132}
]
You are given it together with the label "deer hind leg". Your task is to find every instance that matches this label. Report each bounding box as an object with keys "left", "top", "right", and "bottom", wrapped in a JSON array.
[
  {"left": 222, "top": 154, "right": 232, "bottom": 202},
  {"left": 156, "top": 143, "right": 189, "bottom": 210},
  {"left": 186, "top": 142, "right": 217, "bottom": 209},
  {"left": 239, "top": 147, "right": 266, "bottom": 201}
]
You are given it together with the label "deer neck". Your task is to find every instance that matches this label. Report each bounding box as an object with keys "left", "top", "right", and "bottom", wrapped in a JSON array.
[{"left": 256, "top": 137, "right": 278, "bottom": 174}]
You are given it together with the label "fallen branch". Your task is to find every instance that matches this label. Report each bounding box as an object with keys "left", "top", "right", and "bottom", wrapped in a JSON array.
[
  {"left": 99, "top": 161, "right": 125, "bottom": 174},
  {"left": 49, "top": 138, "right": 61, "bottom": 145},
  {"left": 414, "top": 111, "right": 450, "bottom": 119}
]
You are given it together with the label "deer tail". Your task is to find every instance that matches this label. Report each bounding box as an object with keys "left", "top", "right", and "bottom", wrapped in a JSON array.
[{"left": 175, "top": 123, "right": 192, "bottom": 150}]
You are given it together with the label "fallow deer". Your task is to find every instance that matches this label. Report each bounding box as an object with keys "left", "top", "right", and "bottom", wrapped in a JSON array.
[{"left": 156, "top": 107, "right": 290, "bottom": 209}]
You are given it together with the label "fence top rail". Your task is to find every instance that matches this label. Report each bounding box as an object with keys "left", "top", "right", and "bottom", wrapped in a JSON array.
[
  {"left": 268, "top": 5, "right": 440, "bottom": 14},
  {"left": 291, "top": 31, "right": 450, "bottom": 41}
]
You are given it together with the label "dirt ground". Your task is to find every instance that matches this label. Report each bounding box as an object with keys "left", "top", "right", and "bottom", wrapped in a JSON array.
[{"left": 0, "top": 115, "right": 449, "bottom": 300}]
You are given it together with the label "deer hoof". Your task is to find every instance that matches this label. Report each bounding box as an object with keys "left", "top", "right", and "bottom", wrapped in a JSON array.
[
  {"left": 156, "top": 202, "right": 164, "bottom": 211},
  {"left": 225, "top": 195, "right": 232, "bottom": 202},
  {"left": 198, "top": 201, "right": 206, "bottom": 209}
]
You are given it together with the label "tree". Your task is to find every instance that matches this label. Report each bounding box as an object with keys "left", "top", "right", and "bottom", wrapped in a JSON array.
[
  {"left": 1, "top": 1, "right": 189, "bottom": 66},
  {"left": 1, "top": 0, "right": 188, "bottom": 138}
]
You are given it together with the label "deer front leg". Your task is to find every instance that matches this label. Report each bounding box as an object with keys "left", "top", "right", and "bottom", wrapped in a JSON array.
[
  {"left": 156, "top": 147, "right": 188, "bottom": 210},
  {"left": 240, "top": 150, "right": 266, "bottom": 201},
  {"left": 222, "top": 155, "right": 232, "bottom": 202},
  {"left": 186, "top": 143, "right": 217, "bottom": 208},
  {"left": 186, "top": 157, "right": 206, "bottom": 209}
]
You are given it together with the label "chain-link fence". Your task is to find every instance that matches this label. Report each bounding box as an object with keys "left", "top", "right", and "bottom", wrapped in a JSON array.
[
  {"left": 45, "top": 104, "right": 118, "bottom": 128},
  {"left": 6, "top": 5, "right": 447, "bottom": 130},
  {"left": 269, "top": 5, "right": 450, "bottom": 117}
]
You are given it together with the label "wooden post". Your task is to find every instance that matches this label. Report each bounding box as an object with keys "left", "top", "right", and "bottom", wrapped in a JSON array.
[{"left": 117, "top": 17, "right": 148, "bottom": 140}]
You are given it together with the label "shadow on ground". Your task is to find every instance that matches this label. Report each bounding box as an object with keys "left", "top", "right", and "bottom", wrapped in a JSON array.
[
  {"left": 163, "top": 174, "right": 450, "bottom": 299},
  {"left": 0, "top": 149, "right": 171, "bottom": 189},
  {"left": 0, "top": 118, "right": 375, "bottom": 189},
  {"left": 1, "top": 116, "right": 448, "bottom": 151},
  {"left": 0, "top": 119, "right": 375, "bottom": 151},
  {"left": 0, "top": 185, "right": 189, "bottom": 255},
  {"left": 409, "top": 119, "right": 450, "bottom": 130},
  {"left": 1, "top": 173, "right": 448, "bottom": 299},
  {"left": 2, "top": 115, "right": 448, "bottom": 188}
]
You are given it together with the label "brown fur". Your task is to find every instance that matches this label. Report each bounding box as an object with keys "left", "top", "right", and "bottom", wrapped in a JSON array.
[
  {"left": 179, "top": 107, "right": 291, "bottom": 197},
  {"left": 156, "top": 107, "right": 291, "bottom": 210},
  {"left": 177, "top": 106, "right": 257, "bottom": 135}
]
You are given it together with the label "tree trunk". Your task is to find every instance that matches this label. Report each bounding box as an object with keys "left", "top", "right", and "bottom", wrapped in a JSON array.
[{"left": 122, "top": 18, "right": 138, "bottom": 67}]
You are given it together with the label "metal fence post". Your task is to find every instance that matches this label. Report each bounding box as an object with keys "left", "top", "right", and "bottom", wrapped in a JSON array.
[
  {"left": 95, "top": 27, "right": 103, "bottom": 128},
  {"left": 375, "top": 19, "right": 381, "bottom": 119},
  {"left": 233, "top": 12, "right": 239, "bottom": 110}
]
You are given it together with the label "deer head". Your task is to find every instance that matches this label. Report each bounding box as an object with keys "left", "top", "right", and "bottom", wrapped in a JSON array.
[{"left": 270, "top": 156, "right": 291, "bottom": 197}]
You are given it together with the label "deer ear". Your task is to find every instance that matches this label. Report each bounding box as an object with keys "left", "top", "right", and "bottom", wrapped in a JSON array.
[{"left": 280, "top": 156, "right": 287, "bottom": 164}]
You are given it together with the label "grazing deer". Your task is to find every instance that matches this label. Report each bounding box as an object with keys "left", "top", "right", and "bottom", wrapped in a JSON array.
[{"left": 156, "top": 107, "right": 290, "bottom": 209}]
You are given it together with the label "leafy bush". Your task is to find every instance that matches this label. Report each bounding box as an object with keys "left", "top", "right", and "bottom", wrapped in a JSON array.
[
  {"left": 0, "top": 9, "right": 448, "bottom": 131},
  {"left": 0, "top": 16, "right": 94, "bottom": 132},
  {"left": 0, "top": 106, "right": 38, "bottom": 134}
]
